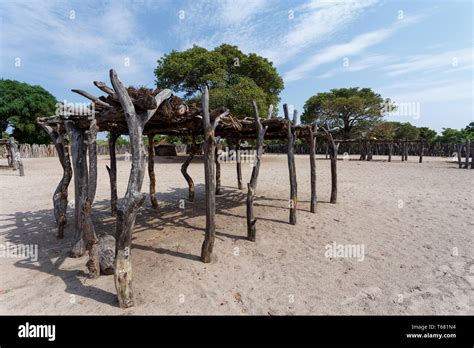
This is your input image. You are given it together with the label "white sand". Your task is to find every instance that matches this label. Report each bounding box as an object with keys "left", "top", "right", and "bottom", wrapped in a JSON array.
[{"left": 0, "top": 154, "right": 472, "bottom": 315}]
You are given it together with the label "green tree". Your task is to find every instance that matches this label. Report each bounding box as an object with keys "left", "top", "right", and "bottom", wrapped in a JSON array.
[
  {"left": 462, "top": 121, "right": 474, "bottom": 140},
  {"left": 417, "top": 127, "right": 437, "bottom": 142},
  {"left": 437, "top": 128, "right": 463, "bottom": 143},
  {"left": 154, "top": 44, "right": 284, "bottom": 118},
  {"left": 301, "top": 88, "right": 391, "bottom": 139},
  {"left": 0, "top": 79, "right": 57, "bottom": 144},
  {"left": 393, "top": 122, "right": 419, "bottom": 140}
]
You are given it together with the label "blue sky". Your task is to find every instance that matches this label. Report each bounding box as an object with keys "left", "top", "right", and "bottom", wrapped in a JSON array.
[{"left": 1, "top": 0, "right": 472, "bottom": 133}]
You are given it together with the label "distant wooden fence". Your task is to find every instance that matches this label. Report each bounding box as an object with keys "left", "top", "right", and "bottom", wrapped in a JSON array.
[
  {"left": 0, "top": 141, "right": 468, "bottom": 159},
  {"left": 266, "top": 141, "right": 467, "bottom": 157}
]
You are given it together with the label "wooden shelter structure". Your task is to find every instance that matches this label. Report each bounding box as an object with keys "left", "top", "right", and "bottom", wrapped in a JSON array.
[
  {"left": 37, "top": 69, "right": 338, "bottom": 308},
  {"left": 0, "top": 138, "right": 24, "bottom": 176}
]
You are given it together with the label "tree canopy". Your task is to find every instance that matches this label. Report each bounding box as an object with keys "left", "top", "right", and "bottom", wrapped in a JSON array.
[
  {"left": 154, "top": 44, "right": 284, "bottom": 118},
  {"left": 301, "top": 87, "right": 391, "bottom": 139},
  {"left": 0, "top": 79, "right": 57, "bottom": 144}
]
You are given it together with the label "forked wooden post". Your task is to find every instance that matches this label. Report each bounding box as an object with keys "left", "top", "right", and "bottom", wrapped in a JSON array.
[
  {"left": 181, "top": 138, "right": 196, "bottom": 201},
  {"left": 110, "top": 69, "right": 172, "bottom": 308},
  {"left": 8, "top": 137, "right": 24, "bottom": 175},
  {"left": 147, "top": 134, "right": 159, "bottom": 209},
  {"left": 236, "top": 139, "right": 243, "bottom": 189},
  {"left": 38, "top": 123, "right": 72, "bottom": 238},
  {"left": 246, "top": 101, "right": 269, "bottom": 241},
  {"left": 284, "top": 104, "right": 297, "bottom": 225},
  {"left": 309, "top": 124, "right": 317, "bottom": 213},
  {"left": 106, "top": 132, "right": 119, "bottom": 216},
  {"left": 200, "top": 86, "right": 229, "bottom": 262},
  {"left": 64, "top": 116, "right": 99, "bottom": 278}
]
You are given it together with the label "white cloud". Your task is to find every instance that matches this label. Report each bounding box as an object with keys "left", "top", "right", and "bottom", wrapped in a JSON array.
[
  {"left": 174, "top": 0, "right": 380, "bottom": 66},
  {"left": 0, "top": 0, "right": 162, "bottom": 94},
  {"left": 283, "top": 15, "right": 422, "bottom": 82}
]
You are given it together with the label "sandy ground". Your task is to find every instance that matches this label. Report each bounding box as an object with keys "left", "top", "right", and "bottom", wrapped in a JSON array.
[{"left": 0, "top": 153, "right": 472, "bottom": 315}]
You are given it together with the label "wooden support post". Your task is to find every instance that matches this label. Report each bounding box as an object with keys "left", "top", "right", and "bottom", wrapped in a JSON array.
[
  {"left": 106, "top": 132, "right": 119, "bottom": 216},
  {"left": 8, "top": 137, "right": 24, "bottom": 175},
  {"left": 284, "top": 104, "right": 297, "bottom": 225},
  {"left": 457, "top": 142, "right": 463, "bottom": 168},
  {"left": 309, "top": 125, "right": 317, "bottom": 213},
  {"left": 110, "top": 69, "right": 172, "bottom": 308},
  {"left": 181, "top": 139, "right": 196, "bottom": 201},
  {"left": 215, "top": 146, "right": 221, "bottom": 195},
  {"left": 321, "top": 127, "right": 338, "bottom": 204},
  {"left": 404, "top": 139, "right": 408, "bottom": 161},
  {"left": 200, "top": 86, "right": 229, "bottom": 262},
  {"left": 236, "top": 139, "right": 243, "bottom": 190},
  {"left": 64, "top": 116, "right": 99, "bottom": 278},
  {"left": 388, "top": 142, "right": 393, "bottom": 162},
  {"left": 419, "top": 140, "right": 424, "bottom": 163},
  {"left": 464, "top": 139, "right": 470, "bottom": 169},
  {"left": 246, "top": 101, "right": 268, "bottom": 241},
  {"left": 38, "top": 123, "right": 72, "bottom": 238},
  {"left": 147, "top": 134, "right": 158, "bottom": 209},
  {"left": 366, "top": 141, "right": 373, "bottom": 161}
]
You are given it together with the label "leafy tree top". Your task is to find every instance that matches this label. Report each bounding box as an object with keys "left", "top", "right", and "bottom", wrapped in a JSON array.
[
  {"left": 0, "top": 79, "right": 57, "bottom": 144},
  {"left": 154, "top": 44, "right": 284, "bottom": 118},
  {"left": 301, "top": 87, "right": 391, "bottom": 139}
]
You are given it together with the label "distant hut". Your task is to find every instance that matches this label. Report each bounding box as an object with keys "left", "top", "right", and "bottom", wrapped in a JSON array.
[{"left": 155, "top": 138, "right": 178, "bottom": 156}]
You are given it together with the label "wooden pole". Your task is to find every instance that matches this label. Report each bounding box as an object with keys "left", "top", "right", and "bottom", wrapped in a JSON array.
[
  {"left": 388, "top": 142, "right": 393, "bottom": 162},
  {"left": 236, "top": 139, "right": 243, "bottom": 190},
  {"left": 64, "top": 117, "right": 99, "bottom": 278},
  {"left": 181, "top": 138, "right": 195, "bottom": 201},
  {"left": 147, "top": 134, "right": 158, "bottom": 209},
  {"left": 309, "top": 125, "right": 317, "bottom": 213},
  {"left": 8, "top": 137, "right": 24, "bottom": 175},
  {"left": 38, "top": 123, "right": 72, "bottom": 238},
  {"left": 284, "top": 104, "right": 297, "bottom": 225},
  {"left": 215, "top": 145, "right": 221, "bottom": 195},
  {"left": 404, "top": 138, "right": 408, "bottom": 161},
  {"left": 200, "top": 86, "right": 229, "bottom": 262},
  {"left": 457, "top": 142, "right": 463, "bottom": 168},
  {"left": 106, "top": 132, "right": 119, "bottom": 216},
  {"left": 366, "top": 141, "right": 372, "bottom": 161},
  {"left": 419, "top": 140, "right": 424, "bottom": 163},
  {"left": 464, "top": 139, "right": 470, "bottom": 169},
  {"left": 246, "top": 101, "right": 268, "bottom": 241},
  {"left": 110, "top": 69, "right": 172, "bottom": 307}
]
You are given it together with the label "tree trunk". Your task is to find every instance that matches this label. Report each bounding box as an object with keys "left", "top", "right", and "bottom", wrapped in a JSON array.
[
  {"left": 419, "top": 140, "right": 424, "bottom": 163},
  {"left": 329, "top": 140, "right": 338, "bottom": 204},
  {"left": 110, "top": 69, "right": 172, "bottom": 308},
  {"left": 200, "top": 86, "right": 229, "bottom": 263},
  {"left": 309, "top": 125, "right": 317, "bottom": 213},
  {"left": 246, "top": 101, "right": 267, "bottom": 241},
  {"left": 464, "top": 139, "right": 470, "bottom": 169},
  {"left": 106, "top": 132, "right": 119, "bottom": 216},
  {"left": 457, "top": 142, "right": 463, "bottom": 168},
  {"left": 284, "top": 105, "right": 297, "bottom": 225},
  {"left": 388, "top": 142, "right": 393, "bottom": 162},
  {"left": 147, "top": 134, "right": 158, "bottom": 209},
  {"left": 181, "top": 141, "right": 195, "bottom": 201},
  {"left": 64, "top": 118, "right": 99, "bottom": 278},
  {"left": 38, "top": 124, "right": 72, "bottom": 238},
  {"left": 215, "top": 146, "right": 221, "bottom": 195},
  {"left": 236, "top": 139, "right": 242, "bottom": 190}
]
